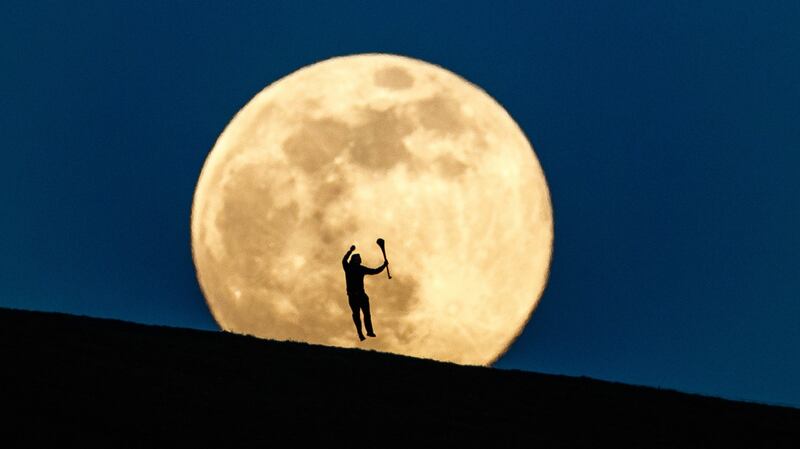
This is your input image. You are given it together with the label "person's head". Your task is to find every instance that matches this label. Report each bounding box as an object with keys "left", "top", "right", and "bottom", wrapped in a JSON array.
[{"left": 350, "top": 253, "right": 361, "bottom": 265}]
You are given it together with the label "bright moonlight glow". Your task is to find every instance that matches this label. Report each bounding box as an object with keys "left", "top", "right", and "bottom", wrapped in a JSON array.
[{"left": 191, "top": 54, "right": 553, "bottom": 365}]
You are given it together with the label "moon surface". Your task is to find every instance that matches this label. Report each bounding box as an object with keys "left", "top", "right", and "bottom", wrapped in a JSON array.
[{"left": 191, "top": 54, "right": 553, "bottom": 365}]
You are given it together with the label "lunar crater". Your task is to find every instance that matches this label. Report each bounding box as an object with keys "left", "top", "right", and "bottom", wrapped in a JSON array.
[
  {"left": 413, "top": 93, "right": 468, "bottom": 135},
  {"left": 435, "top": 154, "right": 469, "bottom": 178},
  {"left": 373, "top": 65, "right": 415, "bottom": 90},
  {"left": 282, "top": 117, "right": 351, "bottom": 174}
]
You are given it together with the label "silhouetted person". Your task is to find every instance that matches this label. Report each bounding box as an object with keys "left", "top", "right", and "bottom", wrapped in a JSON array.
[{"left": 342, "top": 245, "right": 388, "bottom": 341}]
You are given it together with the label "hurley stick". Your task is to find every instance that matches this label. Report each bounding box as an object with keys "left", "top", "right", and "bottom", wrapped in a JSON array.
[{"left": 376, "top": 238, "right": 391, "bottom": 279}]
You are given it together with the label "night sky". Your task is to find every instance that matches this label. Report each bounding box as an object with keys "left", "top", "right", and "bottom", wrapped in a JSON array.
[{"left": 3, "top": 2, "right": 799, "bottom": 407}]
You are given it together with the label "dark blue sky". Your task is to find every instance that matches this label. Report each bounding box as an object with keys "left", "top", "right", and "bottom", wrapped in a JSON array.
[{"left": 3, "top": 2, "right": 799, "bottom": 407}]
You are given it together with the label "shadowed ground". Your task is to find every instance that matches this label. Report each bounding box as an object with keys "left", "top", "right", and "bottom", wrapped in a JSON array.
[{"left": 1, "top": 307, "right": 797, "bottom": 447}]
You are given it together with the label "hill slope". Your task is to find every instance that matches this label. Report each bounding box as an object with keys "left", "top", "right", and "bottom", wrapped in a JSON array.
[{"left": 1, "top": 307, "right": 797, "bottom": 447}]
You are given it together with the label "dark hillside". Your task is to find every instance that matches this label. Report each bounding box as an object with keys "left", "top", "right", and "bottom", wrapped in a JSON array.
[{"left": 1, "top": 307, "right": 797, "bottom": 447}]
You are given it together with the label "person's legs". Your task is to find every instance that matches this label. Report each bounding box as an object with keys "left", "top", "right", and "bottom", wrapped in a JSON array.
[
  {"left": 362, "top": 294, "right": 375, "bottom": 337},
  {"left": 348, "top": 294, "right": 365, "bottom": 341}
]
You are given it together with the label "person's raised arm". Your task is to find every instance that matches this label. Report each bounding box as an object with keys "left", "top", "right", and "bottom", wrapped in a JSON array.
[
  {"left": 342, "top": 245, "right": 355, "bottom": 268},
  {"left": 364, "top": 260, "right": 388, "bottom": 275}
]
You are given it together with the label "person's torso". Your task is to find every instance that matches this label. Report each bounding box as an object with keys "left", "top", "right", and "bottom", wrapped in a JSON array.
[{"left": 344, "top": 264, "right": 365, "bottom": 293}]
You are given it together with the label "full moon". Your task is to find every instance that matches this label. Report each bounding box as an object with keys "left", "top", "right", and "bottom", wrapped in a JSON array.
[{"left": 191, "top": 54, "right": 553, "bottom": 365}]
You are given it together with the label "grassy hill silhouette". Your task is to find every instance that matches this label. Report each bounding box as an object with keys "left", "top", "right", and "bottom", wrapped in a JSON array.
[{"left": 2, "top": 306, "right": 797, "bottom": 447}]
